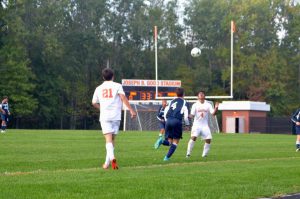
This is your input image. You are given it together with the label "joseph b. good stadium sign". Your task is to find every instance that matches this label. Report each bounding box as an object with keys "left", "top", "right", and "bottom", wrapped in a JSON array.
[{"left": 122, "top": 79, "right": 181, "bottom": 100}]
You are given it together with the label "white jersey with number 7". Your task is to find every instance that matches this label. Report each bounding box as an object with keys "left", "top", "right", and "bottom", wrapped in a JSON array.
[{"left": 92, "top": 81, "right": 125, "bottom": 121}]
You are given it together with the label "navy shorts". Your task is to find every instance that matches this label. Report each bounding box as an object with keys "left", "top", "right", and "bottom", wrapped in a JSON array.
[
  {"left": 165, "top": 118, "right": 182, "bottom": 139},
  {"left": 158, "top": 121, "right": 165, "bottom": 130},
  {"left": 296, "top": 125, "right": 300, "bottom": 135},
  {"left": 1, "top": 113, "right": 8, "bottom": 123}
]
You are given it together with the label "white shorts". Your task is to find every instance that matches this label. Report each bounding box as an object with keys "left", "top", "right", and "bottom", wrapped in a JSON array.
[
  {"left": 191, "top": 125, "right": 212, "bottom": 140},
  {"left": 100, "top": 120, "right": 121, "bottom": 135}
]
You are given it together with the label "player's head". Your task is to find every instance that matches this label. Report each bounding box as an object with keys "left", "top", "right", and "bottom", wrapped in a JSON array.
[
  {"left": 197, "top": 91, "right": 205, "bottom": 101},
  {"left": 2, "top": 96, "right": 8, "bottom": 103},
  {"left": 162, "top": 99, "right": 167, "bottom": 107},
  {"left": 102, "top": 68, "right": 114, "bottom": 81},
  {"left": 175, "top": 87, "right": 184, "bottom": 97}
]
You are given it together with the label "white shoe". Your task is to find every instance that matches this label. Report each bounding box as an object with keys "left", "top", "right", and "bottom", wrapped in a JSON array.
[
  {"left": 296, "top": 148, "right": 300, "bottom": 152},
  {"left": 1, "top": 130, "right": 5, "bottom": 133},
  {"left": 186, "top": 154, "right": 191, "bottom": 158}
]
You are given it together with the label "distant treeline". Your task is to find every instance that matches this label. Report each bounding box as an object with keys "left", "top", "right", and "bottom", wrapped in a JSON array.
[{"left": 0, "top": 0, "right": 299, "bottom": 129}]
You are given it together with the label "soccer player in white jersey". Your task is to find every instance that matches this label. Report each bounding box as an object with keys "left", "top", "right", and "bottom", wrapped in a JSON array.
[
  {"left": 92, "top": 68, "right": 136, "bottom": 170},
  {"left": 186, "top": 91, "right": 219, "bottom": 158}
]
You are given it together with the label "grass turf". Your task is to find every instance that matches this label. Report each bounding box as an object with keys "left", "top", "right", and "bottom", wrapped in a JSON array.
[{"left": 0, "top": 130, "right": 299, "bottom": 199}]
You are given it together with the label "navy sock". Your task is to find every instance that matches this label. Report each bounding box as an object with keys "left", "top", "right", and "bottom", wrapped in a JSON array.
[
  {"left": 296, "top": 144, "right": 300, "bottom": 149},
  {"left": 162, "top": 140, "right": 170, "bottom": 146},
  {"left": 166, "top": 144, "right": 177, "bottom": 158},
  {"left": 1, "top": 125, "right": 6, "bottom": 131}
]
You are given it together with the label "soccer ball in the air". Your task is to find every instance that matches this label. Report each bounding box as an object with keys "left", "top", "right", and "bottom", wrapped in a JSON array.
[{"left": 191, "top": 47, "right": 201, "bottom": 57}]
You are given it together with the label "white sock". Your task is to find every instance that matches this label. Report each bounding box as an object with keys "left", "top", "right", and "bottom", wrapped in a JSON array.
[
  {"left": 104, "top": 153, "right": 110, "bottom": 166},
  {"left": 202, "top": 143, "right": 211, "bottom": 157},
  {"left": 159, "top": 133, "right": 162, "bottom": 137},
  {"left": 187, "top": 139, "right": 195, "bottom": 155},
  {"left": 296, "top": 141, "right": 300, "bottom": 145},
  {"left": 106, "top": 142, "right": 115, "bottom": 161}
]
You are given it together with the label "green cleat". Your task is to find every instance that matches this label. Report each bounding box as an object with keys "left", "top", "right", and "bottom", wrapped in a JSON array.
[
  {"left": 163, "top": 156, "right": 170, "bottom": 161},
  {"left": 154, "top": 137, "right": 163, "bottom": 149}
]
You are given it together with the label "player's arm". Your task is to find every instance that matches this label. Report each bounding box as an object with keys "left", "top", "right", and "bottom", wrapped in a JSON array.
[
  {"left": 156, "top": 107, "right": 164, "bottom": 122},
  {"left": 91, "top": 89, "right": 100, "bottom": 110},
  {"left": 183, "top": 106, "right": 190, "bottom": 126},
  {"left": 291, "top": 109, "right": 299, "bottom": 123},
  {"left": 7, "top": 105, "right": 10, "bottom": 115},
  {"left": 189, "top": 103, "right": 196, "bottom": 119},
  {"left": 0, "top": 104, "right": 4, "bottom": 114},
  {"left": 119, "top": 94, "right": 136, "bottom": 118},
  {"left": 211, "top": 102, "right": 219, "bottom": 116},
  {"left": 291, "top": 109, "right": 300, "bottom": 125},
  {"left": 92, "top": 102, "right": 100, "bottom": 110},
  {"left": 163, "top": 105, "right": 170, "bottom": 121}
]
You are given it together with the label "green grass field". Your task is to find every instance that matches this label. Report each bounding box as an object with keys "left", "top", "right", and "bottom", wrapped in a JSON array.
[{"left": 0, "top": 130, "right": 299, "bottom": 199}]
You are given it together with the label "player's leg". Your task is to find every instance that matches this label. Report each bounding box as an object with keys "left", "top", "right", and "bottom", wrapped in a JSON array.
[
  {"left": 110, "top": 121, "right": 120, "bottom": 169},
  {"left": 296, "top": 126, "right": 300, "bottom": 151},
  {"left": 103, "top": 133, "right": 114, "bottom": 168},
  {"left": 159, "top": 121, "right": 170, "bottom": 147},
  {"left": 101, "top": 121, "right": 120, "bottom": 169},
  {"left": 154, "top": 122, "right": 165, "bottom": 149},
  {"left": 1, "top": 121, "right": 6, "bottom": 133},
  {"left": 1, "top": 114, "right": 6, "bottom": 133},
  {"left": 164, "top": 138, "right": 179, "bottom": 161},
  {"left": 186, "top": 126, "right": 199, "bottom": 157},
  {"left": 159, "top": 122, "right": 165, "bottom": 137},
  {"left": 162, "top": 128, "right": 170, "bottom": 146},
  {"left": 164, "top": 119, "right": 181, "bottom": 161},
  {"left": 201, "top": 126, "right": 212, "bottom": 157}
]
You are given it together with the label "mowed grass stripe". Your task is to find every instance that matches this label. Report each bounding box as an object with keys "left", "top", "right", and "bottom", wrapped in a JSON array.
[{"left": 1, "top": 156, "right": 299, "bottom": 176}]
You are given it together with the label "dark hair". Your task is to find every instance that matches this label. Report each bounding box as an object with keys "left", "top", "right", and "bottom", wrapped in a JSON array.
[
  {"left": 198, "top": 91, "right": 205, "bottom": 95},
  {"left": 102, "top": 68, "right": 114, "bottom": 81},
  {"left": 176, "top": 87, "right": 184, "bottom": 97},
  {"left": 3, "top": 96, "right": 8, "bottom": 99}
]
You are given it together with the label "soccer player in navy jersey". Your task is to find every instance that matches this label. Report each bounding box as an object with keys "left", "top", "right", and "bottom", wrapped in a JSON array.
[
  {"left": 154, "top": 99, "right": 168, "bottom": 149},
  {"left": 0, "top": 96, "right": 10, "bottom": 133},
  {"left": 162, "top": 87, "right": 189, "bottom": 161},
  {"left": 291, "top": 108, "right": 300, "bottom": 152}
]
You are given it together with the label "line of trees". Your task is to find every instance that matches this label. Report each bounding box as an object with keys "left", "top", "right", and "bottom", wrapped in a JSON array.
[{"left": 0, "top": 0, "right": 299, "bottom": 129}]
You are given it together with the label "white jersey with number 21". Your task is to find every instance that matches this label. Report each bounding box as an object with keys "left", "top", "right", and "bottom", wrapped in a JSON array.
[{"left": 92, "top": 81, "right": 125, "bottom": 121}]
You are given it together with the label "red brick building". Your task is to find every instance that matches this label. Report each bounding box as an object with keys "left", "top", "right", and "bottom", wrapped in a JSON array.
[{"left": 218, "top": 101, "right": 270, "bottom": 133}]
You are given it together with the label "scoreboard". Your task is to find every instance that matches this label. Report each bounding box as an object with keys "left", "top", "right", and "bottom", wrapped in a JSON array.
[{"left": 122, "top": 79, "right": 181, "bottom": 100}]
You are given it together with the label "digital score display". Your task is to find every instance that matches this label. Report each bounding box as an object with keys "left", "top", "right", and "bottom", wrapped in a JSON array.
[{"left": 122, "top": 79, "right": 181, "bottom": 100}]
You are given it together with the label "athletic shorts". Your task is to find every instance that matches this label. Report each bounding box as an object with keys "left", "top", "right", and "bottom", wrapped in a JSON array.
[
  {"left": 158, "top": 121, "right": 165, "bottom": 130},
  {"left": 100, "top": 120, "right": 121, "bottom": 135},
  {"left": 296, "top": 125, "right": 300, "bottom": 135},
  {"left": 191, "top": 125, "right": 212, "bottom": 140},
  {"left": 1, "top": 114, "right": 8, "bottom": 123},
  {"left": 165, "top": 118, "right": 182, "bottom": 139}
]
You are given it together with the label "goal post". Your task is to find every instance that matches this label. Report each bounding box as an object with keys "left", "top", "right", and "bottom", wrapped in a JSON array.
[
  {"left": 154, "top": 23, "right": 235, "bottom": 100},
  {"left": 123, "top": 100, "right": 220, "bottom": 133}
]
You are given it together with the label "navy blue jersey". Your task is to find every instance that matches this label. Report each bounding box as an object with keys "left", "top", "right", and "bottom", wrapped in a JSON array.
[
  {"left": 157, "top": 106, "right": 165, "bottom": 121},
  {"left": 0, "top": 102, "right": 9, "bottom": 114},
  {"left": 165, "top": 98, "right": 189, "bottom": 125},
  {"left": 291, "top": 108, "right": 300, "bottom": 123}
]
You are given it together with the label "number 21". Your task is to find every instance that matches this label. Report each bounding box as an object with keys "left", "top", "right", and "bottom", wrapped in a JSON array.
[{"left": 102, "top": 88, "right": 113, "bottom": 98}]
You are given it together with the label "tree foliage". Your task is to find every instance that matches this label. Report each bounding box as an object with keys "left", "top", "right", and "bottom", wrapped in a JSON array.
[{"left": 0, "top": 0, "right": 299, "bottom": 128}]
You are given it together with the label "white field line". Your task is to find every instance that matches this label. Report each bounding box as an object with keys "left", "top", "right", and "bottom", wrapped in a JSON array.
[{"left": 1, "top": 156, "right": 299, "bottom": 177}]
